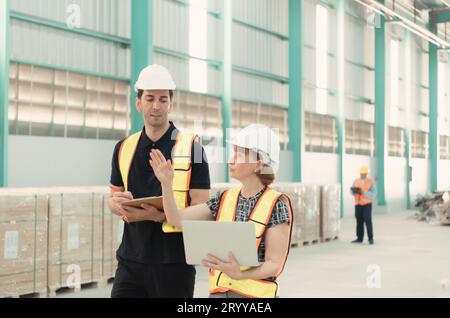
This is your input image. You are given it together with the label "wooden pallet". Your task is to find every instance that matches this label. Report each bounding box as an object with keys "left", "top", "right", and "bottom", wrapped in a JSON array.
[
  {"left": 3, "top": 290, "right": 48, "bottom": 298},
  {"left": 48, "top": 278, "right": 110, "bottom": 298},
  {"left": 321, "top": 236, "right": 339, "bottom": 243},
  {"left": 301, "top": 239, "right": 320, "bottom": 246}
]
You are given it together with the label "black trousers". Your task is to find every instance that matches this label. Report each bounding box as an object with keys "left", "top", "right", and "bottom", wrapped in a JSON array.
[
  {"left": 111, "top": 257, "right": 196, "bottom": 298},
  {"left": 355, "top": 204, "right": 373, "bottom": 241}
]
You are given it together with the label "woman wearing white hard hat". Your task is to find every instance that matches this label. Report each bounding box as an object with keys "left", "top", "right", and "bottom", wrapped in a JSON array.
[{"left": 150, "top": 124, "right": 293, "bottom": 298}]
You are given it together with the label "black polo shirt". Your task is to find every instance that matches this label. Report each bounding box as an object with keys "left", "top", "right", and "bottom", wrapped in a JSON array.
[{"left": 110, "top": 122, "right": 211, "bottom": 264}]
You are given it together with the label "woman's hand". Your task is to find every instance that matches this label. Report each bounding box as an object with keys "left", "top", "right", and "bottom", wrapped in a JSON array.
[
  {"left": 202, "top": 252, "right": 243, "bottom": 280},
  {"left": 149, "top": 149, "right": 174, "bottom": 186}
]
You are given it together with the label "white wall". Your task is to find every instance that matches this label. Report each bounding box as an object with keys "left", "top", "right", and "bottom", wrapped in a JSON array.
[
  {"left": 9, "top": 135, "right": 116, "bottom": 187},
  {"left": 385, "top": 157, "right": 407, "bottom": 211},
  {"left": 302, "top": 152, "right": 339, "bottom": 185},
  {"left": 410, "top": 158, "right": 430, "bottom": 201},
  {"left": 438, "top": 160, "right": 450, "bottom": 191}
]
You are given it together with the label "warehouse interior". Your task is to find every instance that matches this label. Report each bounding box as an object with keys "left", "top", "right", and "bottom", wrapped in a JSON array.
[{"left": 0, "top": 0, "right": 449, "bottom": 298}]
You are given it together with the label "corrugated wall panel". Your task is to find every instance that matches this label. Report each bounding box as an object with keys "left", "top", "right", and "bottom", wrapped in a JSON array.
[
  {"left": 153, "top": 0, "right": 189, "bottom": 55},
  {"left": 154, "top": 0, "right": 221, "bottom": 62},
  {"left": 10, "top": 0, "right": 131, "bottom": 38},
  {"left": 11, "top": 19, "right": 130, "bottom": 78},
  {"left": 230, "top": 0, "right": 288, "bottom": 106},
  {"left": 232, "top": 72, "right": 288, "bottom": 106},
  {"left": 153, "top": 52, "right": 222, "bottom": 96},
  {"left": 232, "top": 23, "right": 287, "bottom": 77},
  {"left": 232, "top": 0, "right": 288, "bottom": 36}
]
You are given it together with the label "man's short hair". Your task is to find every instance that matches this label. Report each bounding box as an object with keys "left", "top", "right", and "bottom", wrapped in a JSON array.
[{"left": 137, "top": 89, "right": 174, "bottom": 100}]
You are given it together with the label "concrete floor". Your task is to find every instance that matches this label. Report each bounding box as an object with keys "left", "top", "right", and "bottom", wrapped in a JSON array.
[{"left": 56, "top": 209, "right": 450, "bottom": 298}]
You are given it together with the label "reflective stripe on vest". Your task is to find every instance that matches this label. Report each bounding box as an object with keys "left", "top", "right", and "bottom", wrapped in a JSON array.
[
  {"left": 208, "top": 187, "right": 293, "bottom": 298},
  {"left": 118, "top": 130, "right": 196, "bottom": 233},
  {"left": 354, "top": 178, "right": 373, "bottom": 206}
]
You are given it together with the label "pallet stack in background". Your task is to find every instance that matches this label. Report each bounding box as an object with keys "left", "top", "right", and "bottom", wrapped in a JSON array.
[
  {"left": 1, "top": 182, "right": 340, "bottom": 297},
  {"left": 0, "top": 187, "right": 123, "bottom": 298},
  {"left": 0, "top": 191, "right": 48, "bottom": 298},
  {"left": 210, "top": 183, "right": 341, "bottom": 247},
  {"left": 320, "top": 185, "right": 341, "bottom": 242},
  {"left": 46, "top": 189, "right": 103, "bottom": 297}
]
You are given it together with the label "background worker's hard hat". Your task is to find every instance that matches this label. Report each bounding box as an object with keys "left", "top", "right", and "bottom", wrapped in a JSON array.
[
  {"left": 360, "top": 166, "right": 369, "bottom": 174},
  {"left": 227, "top": 124, "right": 280, "bottom": 172},
  {"left": 134, "top": 64, "right": 176, "bottom": 92}
]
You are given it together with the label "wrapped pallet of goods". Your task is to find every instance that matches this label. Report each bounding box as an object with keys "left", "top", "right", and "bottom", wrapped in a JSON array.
[
  {"left": 271, "top": 183, "right": 301, "bottom": 247},
  {"left": 320, "top": 184, "right": 341, "bottom": 242},
  {"left": 298, "top": 184, "right": 321, "bottom": 245},
  {"left": 0, "top": 190, "right": 48, "bottom": 298},
  {"left": 99, "top": 188, "right": 125, "bottom": 280},
  {"left": 47, "top": 188, "right": 103, "bottom": 296}
]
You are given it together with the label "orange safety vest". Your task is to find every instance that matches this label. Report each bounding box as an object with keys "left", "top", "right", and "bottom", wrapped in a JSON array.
[
  {"left": 208, "top": 187, "right": 293, "bottom": 298},
  {"left": 354, "top": 178, "right": 373, "bottom": 206},
  {"left": 118, "top": 130, "right": 197, "bottom": 233}
]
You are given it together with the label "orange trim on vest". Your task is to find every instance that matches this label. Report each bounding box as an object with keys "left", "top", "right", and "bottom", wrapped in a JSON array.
[{"left": 275, "top": 194, "right": 293, "bottom": 277}]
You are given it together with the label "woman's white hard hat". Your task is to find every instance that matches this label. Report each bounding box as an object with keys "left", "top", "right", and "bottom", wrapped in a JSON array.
[{"left": 227, "top": 124, "right": 280, "bottom": 170}]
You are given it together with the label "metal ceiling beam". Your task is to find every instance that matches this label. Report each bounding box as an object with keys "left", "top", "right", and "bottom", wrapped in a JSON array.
[{"left": 430, "top": 8, "right": 450, "bottom": 24}]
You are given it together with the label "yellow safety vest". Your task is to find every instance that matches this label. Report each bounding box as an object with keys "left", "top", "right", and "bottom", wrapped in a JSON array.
[
  {"left": 208, "top": 187, "right": 293, "bottom": 298},
  {"left": 118, "top": 130, "right": 197, "bottom": 233}
]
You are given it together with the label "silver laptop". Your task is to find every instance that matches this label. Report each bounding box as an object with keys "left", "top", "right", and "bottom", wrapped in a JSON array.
[{"left": 181, "top": 221, "right": 260, "bottom": 267}]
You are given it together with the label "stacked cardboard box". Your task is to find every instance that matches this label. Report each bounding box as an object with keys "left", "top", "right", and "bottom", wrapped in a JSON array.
[
  {"left": 274, "top": 183, "right": 321, "bottom": 244},
  {"left": 271, "top": 183, "right": 300, "bottom": 246},
  {"left": 0, "top": 191, "right": 48, "bottom": 298},
  {"left": 320, "top": 184, "right": 341, "bottom": 241},
  {"left": 47, "top": 188, "right": 103, "bottom": 295},
  {"left": 100, "top": 190, "right": 124, "bottom": 280}
]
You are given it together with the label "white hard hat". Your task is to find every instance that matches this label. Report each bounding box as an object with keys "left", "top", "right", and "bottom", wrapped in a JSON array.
[
  {"left": 227, "top": 124, "right": 280, "bottom": 170},
  {"left": 134, "top": 64, "right": 176, "bottom": 92}
]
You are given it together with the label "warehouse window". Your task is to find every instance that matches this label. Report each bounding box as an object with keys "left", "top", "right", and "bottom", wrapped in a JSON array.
[
  {"left": 411, "top": 130, "right": 428, "bottom": 159},
  {"left": 304, "top": 112, "right": 337, "bottom": 153},
  {"left": 315, "top": 4, "right": 328, "bottom": 115},
  {"left": 232, "top": 100, "right": 289, "bottom": 150},
  {"left": 188, "top": 0, "right": 208, "bottom": 93},
  {"left": 440, "top": 135, "right": 450, "bottom": 160},
  {"left": 170, "top": 91, "right": 222, "bottom": 144},
  {"left": 388, "top": 126, "right": 405, "bottom": 157},
  {"left": 345, "top": 120, "right": 374, "bottom": 156},
  {"left": 8, "top": 62, "right": 130, "bottom": 140}
]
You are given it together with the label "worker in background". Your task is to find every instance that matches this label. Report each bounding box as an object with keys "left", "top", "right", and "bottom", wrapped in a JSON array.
[
  {"left": 149, "top": 124, "right": 293, "bottom": 298},
  {"left": 350, "top": 166, "right": 376, "bottom": 245},
  {"left": 108, "top": 64, "right": 211, "bottom": 298}
]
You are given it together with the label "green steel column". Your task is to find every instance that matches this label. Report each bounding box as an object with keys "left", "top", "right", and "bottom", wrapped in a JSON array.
[
  {"left": 428, "top": 42, "right": 438, "bottom": 192},
  {"left": 131, "top": 0, "right": 153, "bottom": 133},
  {"left": 222, "top": 0, "right": 232, "bottom": 182},
  {"left": 0, "top": 0, "right": 9, "bottom": 187},
  {"left": 404, "top": 30, "right": 411, "bottom": 209},
  {"left": 336, "top": 0, "right": 345, "bottom": 217},
  {"left": 374, "top": 3, "right": 386, "bottom": 206},
  {"left": 288, "top": 0, "right": 302, "bottom": 182}
]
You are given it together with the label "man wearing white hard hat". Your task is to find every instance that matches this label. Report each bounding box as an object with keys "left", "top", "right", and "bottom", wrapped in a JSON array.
[
  {"left": 108, "top": 64, "right": 211, "bottom": 297},
  {"left": 350, "top": 166, "right": 377, "bottom": 245},
  {"left": 149, "top": 124, "right": 294, "bottom": 298}
]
